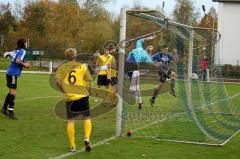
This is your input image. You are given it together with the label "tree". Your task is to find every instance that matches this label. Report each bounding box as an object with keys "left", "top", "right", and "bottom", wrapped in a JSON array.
[
  {"left": 0, "top": 0, "right": 115, "bottom": 57},
  {"left": 22, "top": 1, "right": 50, "bottom": 36},
  {"left": 12, "top": 0, "right": 24, "bottom": 22},
  {"left": 173, "top": 0, "right": 199, "bottom": 26},
  {"left": 199, "top": 7, "right": 218, "bottom": 68},
  {"left": 59, "top": 0, "right": 79, "bottom": 5},
  {"left": 80, "top": 0, "right": 109, "bottom": 11},
  {"left": 0, "top": 3, "right": 17, "bottom": 34},
  {"left": 0, "top": 3, "right": 17, "bottom": 51},
  {"left": 199, "top": 7, "right": 217, "bottom": 29}
]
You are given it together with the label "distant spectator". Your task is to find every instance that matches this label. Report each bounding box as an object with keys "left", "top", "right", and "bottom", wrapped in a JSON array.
[{"left": 200, "top": 54, "right": 209, "bottom": 81}]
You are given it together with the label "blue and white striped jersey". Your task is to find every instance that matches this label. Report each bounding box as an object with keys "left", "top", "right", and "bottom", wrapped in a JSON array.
[{"left": 6, "top": 49, "right": 26, "bottom": 76}]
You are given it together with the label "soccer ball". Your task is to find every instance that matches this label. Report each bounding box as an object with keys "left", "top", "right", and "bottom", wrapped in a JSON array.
[
  {"left": 127, "top": 129, "right": 133, "bottom": 137},
  {"left": 191, "top": 73, "right": 199, "bottom": 80}
]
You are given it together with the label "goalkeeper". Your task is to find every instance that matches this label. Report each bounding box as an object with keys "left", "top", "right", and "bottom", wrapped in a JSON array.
[
  {"left": 126, "top": 35, "right": 155, "bottom": 110},
  {"left": 150, "top": 45, "right": 178, "bottom": 106}
]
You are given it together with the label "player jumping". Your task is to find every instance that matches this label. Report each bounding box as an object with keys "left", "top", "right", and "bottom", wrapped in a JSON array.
[
  {"left": 126, "top": 36, "right": 155, "bottom": 110},
  {"left": 1, "top": 38, "right": 31, "bottom": 119},
  {"left": 150, "top": 45, "right": 178, "bottom": 106},
  {"left": 55, "top": 48, "right": 93, "bottom": 152}
]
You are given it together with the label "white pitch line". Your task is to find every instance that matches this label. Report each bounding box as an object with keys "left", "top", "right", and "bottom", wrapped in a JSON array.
[
  {"left": 50, "top": 114, "right": 180, "bottom": 159},
  {"left": 50, "top": 136, "right": 116, "bottom": 159},
  {"left": 14, "top": 96, "right": 62, "bottom": 102},
  {"left": 1, "top": 94, "right": 116, "bottom": 159},
  {"left": 0, "top": 70, "right": 52, "bottom": 74},
  {"left": 50, "top": 113, "right": 184, "bottom": 159}
]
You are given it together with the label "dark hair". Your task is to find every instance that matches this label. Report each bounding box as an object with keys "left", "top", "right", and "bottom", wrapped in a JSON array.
[
  {"left": 104, "top": 40, "right": 117, "bottom": 50},
  {"left": 108, "top": 44, "right": 116, "bottom": 50},
  {"left": 17, "top": 38, "right": 27, "bottom": 50},
  {"left": 162, "top": 45, "right": 168, "bottom": 49},
  {"left": 104, "top": 47, "right": 110, "bottom": 52}
]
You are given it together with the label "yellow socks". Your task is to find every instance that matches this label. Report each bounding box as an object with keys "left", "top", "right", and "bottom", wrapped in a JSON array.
[
  {"left": 106, "top": 86, "right": 111, "bottom": 98},
  {"left": 67, "top": 119, "right": 91, "bottom": 149},
  {"left": 84, "top": 119, "right": 92, "bottom": 141},
  {"left": 106, "top": 92, "right": 117, "bottom": 105},
  {"left": 67, "top": 121, "right": 75, "bottom": 148},
  {"left": 96, "top": 86, "right": 100, "bottom": 97}
]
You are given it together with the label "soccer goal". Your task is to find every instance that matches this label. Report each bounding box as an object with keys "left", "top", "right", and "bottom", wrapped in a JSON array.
[{"left": 116, "top": 8, "right": 240, "bottom": 146}]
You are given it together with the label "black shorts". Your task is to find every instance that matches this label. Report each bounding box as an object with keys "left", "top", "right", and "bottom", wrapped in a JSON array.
[
  {"left": 158, "top": 70, "right": 171, "bottom": 83},
  {"left": 97, "top": 75, "right": 110, "bottom": 86},
  {"left": 6, "top": 74, "right": 18, "bottom": 89},
  {"left": 111, "top": 76, "right": 118, "bottom": 86},
  {"left": 66, "top": 97, "right": 90, "bottom": 119}
]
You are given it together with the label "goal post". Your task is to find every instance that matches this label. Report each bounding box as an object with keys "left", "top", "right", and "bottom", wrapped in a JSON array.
[
  {"left": 186, "top": 29, "right": 194, "bottom": 119},
  {"left": 116, "top": 7, "right": 127, "bottom": 137}
]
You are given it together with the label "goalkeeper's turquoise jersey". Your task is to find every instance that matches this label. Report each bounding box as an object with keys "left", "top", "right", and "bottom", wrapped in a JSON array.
[{"left": 127, "top": 39, "right": 153, "bottom": 64}]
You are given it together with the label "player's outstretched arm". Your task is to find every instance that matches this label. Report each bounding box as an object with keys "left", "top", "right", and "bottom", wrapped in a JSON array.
[
  {"left": 136, "top": 35, "right": 155, "bottom": 49},
  {"left": 144, "top": 34, "right": 156, "bottom": 41},
  {"left": 151, "top": 52, "right": 162, "bottom": 67}
]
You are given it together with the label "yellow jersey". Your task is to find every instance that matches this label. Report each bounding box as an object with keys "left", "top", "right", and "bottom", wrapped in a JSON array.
[
  {"left": 109, "top": 55, "right": 117, "bottom": 77},
  {"left": 55, "top": 61, "right": 92, "bottom": 101},
  {"left": 55, "top": 61, "right": 81, "bottom": 82},
  {"left": 96, "top": 54, "right": 113, "bottom": 75}
]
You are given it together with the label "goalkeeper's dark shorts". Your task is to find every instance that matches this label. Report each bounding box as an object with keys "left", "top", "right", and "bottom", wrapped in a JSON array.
[{"left": 66, "top": 97, "right": 90, "bottom": 119}]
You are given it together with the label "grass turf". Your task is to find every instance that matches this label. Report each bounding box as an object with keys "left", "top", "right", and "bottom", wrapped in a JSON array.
[
  {"left": 0, "top": 57, "right": 48, "bottom": 71},
  {"left": 0, "top": 73, "right": 239, "bottom": 159}
]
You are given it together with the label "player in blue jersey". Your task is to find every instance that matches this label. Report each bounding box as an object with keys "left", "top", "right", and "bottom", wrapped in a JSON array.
[
  {"left": 1, "top": 38, "right": 31, "bottom": 119},
  {"left": 126, "top": 36, "right": 155, "bottom": 110},
  {"left": 150, "top": 45, "right": 178, "bottom": 106}
]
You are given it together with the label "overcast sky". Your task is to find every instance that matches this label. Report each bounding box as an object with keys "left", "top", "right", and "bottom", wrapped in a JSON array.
[
  {"left": 0, "top": 0, "right": 218, "bottom": 17},
  {"left": 105, "top": 0, "right": 218, "bottom": 17}
]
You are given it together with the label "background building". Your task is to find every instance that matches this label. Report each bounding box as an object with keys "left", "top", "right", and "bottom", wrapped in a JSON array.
[{"left": 213, "top": 0, "right": 240, "bottom": 65}]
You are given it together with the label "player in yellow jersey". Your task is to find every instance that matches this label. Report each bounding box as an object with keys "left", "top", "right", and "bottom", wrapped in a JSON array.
[
  {"left": 95, "top": 48, "right": 113, "bottom": 100},
  {"left": 106, "top": 43, "right": 118, "bottom": 105},
  {"left": 55, "top": 48, "right": 93, "bottom": 152},
  {"left": 108, "top": 44, "right": 118, "bottom": 87}
]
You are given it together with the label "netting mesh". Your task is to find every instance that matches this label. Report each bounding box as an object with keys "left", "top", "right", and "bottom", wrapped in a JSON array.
[{"left": 121, "top": 10, "right": 240, "bottom": 145}]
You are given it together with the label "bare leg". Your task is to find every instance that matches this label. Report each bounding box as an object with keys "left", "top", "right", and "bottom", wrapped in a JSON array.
[
  {"left": 170, "top": 72, "right": 177, "bottom": 97},
  {"left": 150, "top": 83, "right": 164, "bottom": 106}
]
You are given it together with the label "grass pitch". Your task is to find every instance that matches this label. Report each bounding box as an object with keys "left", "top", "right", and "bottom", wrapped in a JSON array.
[{"left": 0, "top": 73, "right": 240, "bottom": 159}]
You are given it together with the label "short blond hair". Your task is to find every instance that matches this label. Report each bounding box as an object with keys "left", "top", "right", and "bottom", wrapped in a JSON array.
[
  {"left": 65, "top": 48, "right": 77, "bottom": 60},
  {"left": 146, "top": 45, "right": 154, "bottom": 55},
  {"left": 146, "top": 45, "right": 154, "bottom": 50}
]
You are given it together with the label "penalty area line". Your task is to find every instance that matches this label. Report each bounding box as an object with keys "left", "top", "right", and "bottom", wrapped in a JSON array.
[{"left": 50, "top": 136, "right": 117, "bottom": 159}]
